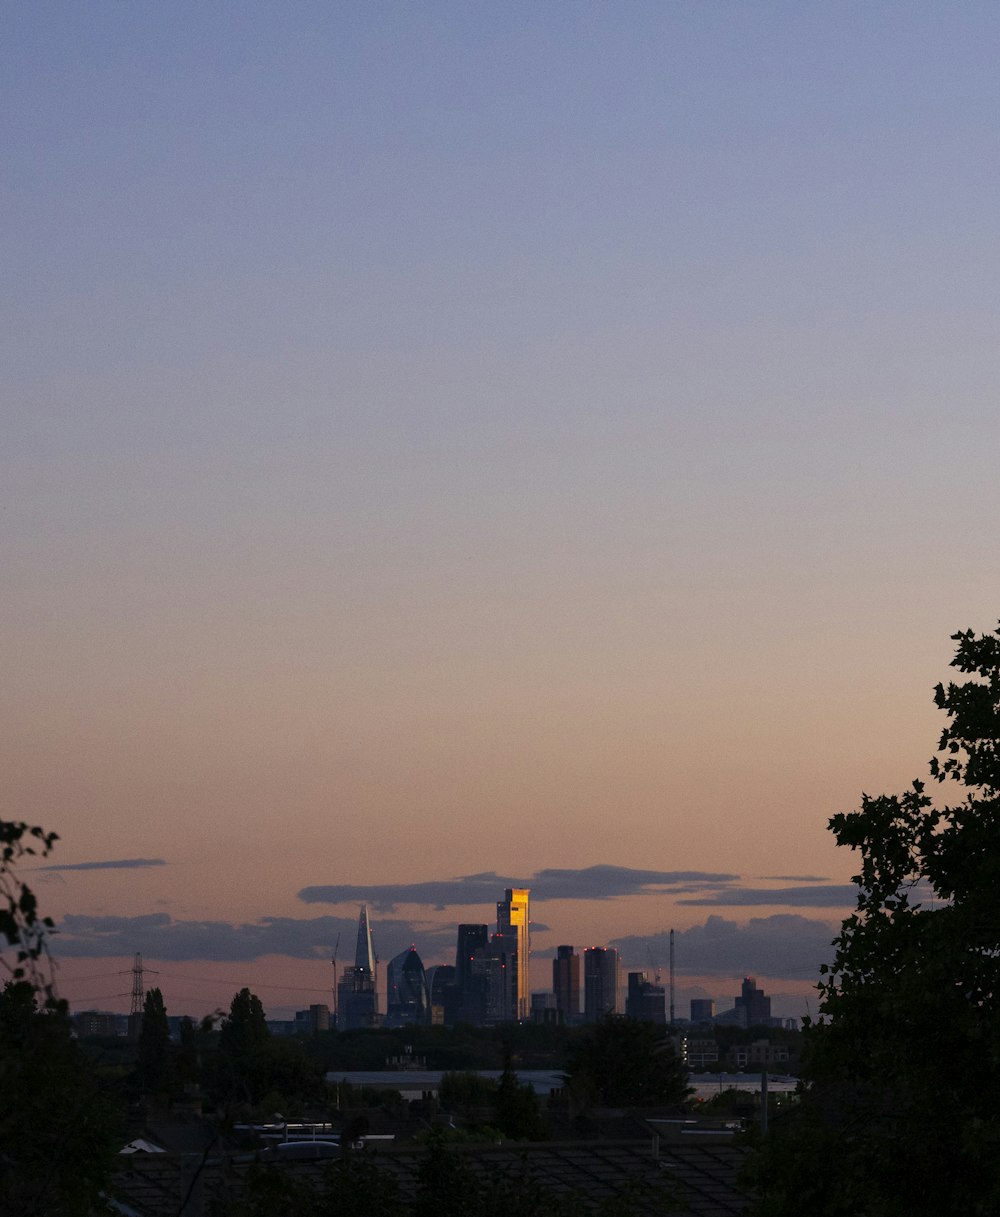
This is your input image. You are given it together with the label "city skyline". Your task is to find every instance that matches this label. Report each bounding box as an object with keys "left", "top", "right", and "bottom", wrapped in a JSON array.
[
  {"left": 60, "top": 892, "right": 802, "bottom": 1026},
  {"left": 50, "top": 873, "right": 836, "bottom": 1021},
  {"left": 7, "top": 7, "right": 1000, "bottom": 1025}
]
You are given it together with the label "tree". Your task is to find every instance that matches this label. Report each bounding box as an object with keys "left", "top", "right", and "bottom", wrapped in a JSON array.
[
  {"left": 320, "top": 1152, "right": 401, "bottom": 1217},
  {"left": 412, "top": 1131, "right": 478, "bottom": 1217},
  {"left": 0, "top": 820, "right": 118, "bottom": 1215},
  {"left": 494, "top": 1050, "right": 545, "bottom": 1140},
  {"left": 0, "top": 819, "right": 59, "bottom": 1001},
  {"left": 216, "top": 986, "right": 270, "bottom": 1103},
  {"left": 562, "top": 1016, "right": 690, "bottom": 1108},
  {"left": 749, "top": 624, "right": 1000, "bottom": 1216},
  {"left": 175, "top": 1013, "right": 208, "bottom": 1091},
  {"left": 220, "top": 987, "right": 269, "bottom": 1059},
  {"left": 138, "top": 986, "right": 171, "bottom": 1097},
  {"left": 0, "top": 981, "right": 119, "bottom": 1215},
  {"left": 214, "top": 987, "right": 321, "bottom": 1109}
]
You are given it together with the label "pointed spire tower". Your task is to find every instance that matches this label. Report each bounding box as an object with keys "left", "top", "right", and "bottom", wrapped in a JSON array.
[
  {"left": 355, "top": 903, "right": 376, "bottom": 975},
  {"left": 336, "top": 903, "right": 381, "bottom": 1030}
]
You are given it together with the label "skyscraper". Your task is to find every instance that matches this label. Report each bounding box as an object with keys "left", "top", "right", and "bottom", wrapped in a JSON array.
[
  {"left": 337, "top": 904, "right": 380, "bottom": 1030},
  {"left": 425, "top": 964, "right": 457, "bottom": 1025},
  {"left": 553, "top": 945, "right": 581, "bottom": 1025},
  {"left": 471, "top": 942, "right": 515, "bottom": 1024},
  {"left": 625, "top": 971, "right": 666, "bottom": 1024},
  {"left": 690, "top": 998, "right": 716, "bottom": 1023},
  {"left": 734, "top": 976, "right": 771, "bottom": 1027},
  {"left": 496, "top": 888, "right": 530, "bottom": 1021},
  {"left": 584, "top": 946, "right": 620, "bottom": 1022},
  {"left": 385, "top": 946, "right": 429, "bottom": 1027},
  {"left": 451, "top": 924, "right": 487, "bottom": 1023}
]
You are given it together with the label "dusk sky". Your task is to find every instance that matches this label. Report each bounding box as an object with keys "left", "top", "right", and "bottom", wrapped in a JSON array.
[{"left": 5, "top": 3, "right": 1000, "bottom": 1020}]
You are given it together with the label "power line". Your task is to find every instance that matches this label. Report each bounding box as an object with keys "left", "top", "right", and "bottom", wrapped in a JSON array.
[
  {"left": 56, "top": 970, "right": 123, "bottom": 982},
  {"left": 154, "top": 968, "right": 332, "bottom": 994}
]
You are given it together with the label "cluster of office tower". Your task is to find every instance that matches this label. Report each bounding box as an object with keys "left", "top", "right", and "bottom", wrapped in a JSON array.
[
  {"left": 337, "top": 888, "right": 532, "bottom": 1030},
  {"left": 334, "top": 887, "right": 673, "bottom": 1031}
]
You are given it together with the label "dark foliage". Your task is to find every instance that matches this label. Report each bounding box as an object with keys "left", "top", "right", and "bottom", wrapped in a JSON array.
[
  {"left": 138, "top": 986, "right": 171, "bottom": 1096},
  {"left": 563, "top": 1015, "right": 690, "bottom": 1108},
  {"left": 748, "top": 624, "right": 1000, "bottom": 1216},
  {"left": 0, "top": 820, "right": 120, "bottom": 1214},
  {"left": 0, "top": 820, "right": 60, "bottom": 999},
  {"left": 494, "top": 1057, "right": 546, "bottom": 1140},
  {"left": 213, "top": 987, "right": 323, "bottom": 1110}
]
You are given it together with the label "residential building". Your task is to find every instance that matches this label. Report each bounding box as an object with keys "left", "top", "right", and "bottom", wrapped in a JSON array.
[
  {"left": 748, "top": 1038, "right": 791, "bottom": 1066},
  {"left": 685, "top": 1037, "right": 720, "bottom": 1069},
  {"left": 295, "top": 1004, "right": 330, "bottom": 1034},
  {"left": 73, "top": 1010, "right": 120, "bottom": 1038}
]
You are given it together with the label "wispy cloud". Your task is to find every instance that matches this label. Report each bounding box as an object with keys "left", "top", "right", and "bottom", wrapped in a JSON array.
[
  {"left": 760, "top": 875, "right": 829, "bottom": 883},
  {"left": 612, "top": 914, "right": 837, "bottom": 981},
  {"left": 298, "top": 865, "right": 739, "bottom": 911},
  {"left": 51, "top": 912, "right": 454, "bottom": 963},
  {"left": 49, "top": 906, "right": 839, "bottom": 983},
  {"left": 38, "top": 858, "right": 167, "bottom": 872},
  {"left": 677, "top": 885, "right": 859, "bottom": 908}
]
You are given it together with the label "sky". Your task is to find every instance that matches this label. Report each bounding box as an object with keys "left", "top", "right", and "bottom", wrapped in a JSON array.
[{"left": 4, "top": 2, "right": 1000, "bottom": 1021}]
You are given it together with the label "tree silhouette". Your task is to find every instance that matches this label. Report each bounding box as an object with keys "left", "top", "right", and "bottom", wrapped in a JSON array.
[
  {"left": 494, "top": 1048, "right": 545, "bottom": 1139},
  {"left": 749, "top": 624, "right": 1000, "bottom": 1216},
  {"left": 0, "top": 820, "right": 118, "bottom": 1215},
  {"left": 563, "top": 1016, "right": 689, "bottom": 1108},
  {"left": 0, "top": 820, "right": 59, "bottom": 1001},
  {"left": 138, "top": 986, "right": 171, "bottom": 1097}
]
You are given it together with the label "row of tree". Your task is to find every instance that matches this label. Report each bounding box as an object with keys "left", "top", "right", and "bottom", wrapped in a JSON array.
[{"left": 134, "top": 986, "right": 691, "bottom": 1118}]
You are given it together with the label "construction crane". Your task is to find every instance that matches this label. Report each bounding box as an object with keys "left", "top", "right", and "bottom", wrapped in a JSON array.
[{"left": 331, "top": 933, "right": 341, "bottom": 1021}]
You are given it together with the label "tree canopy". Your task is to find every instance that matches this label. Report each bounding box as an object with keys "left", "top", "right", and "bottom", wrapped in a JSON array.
[
  {"left": 0, "top": 821, "right": 118, "bottom": 1215},
  {"left": 563, "top": 1016, "right": 689, "bottom": 1109},
  {"left": 749, "top": 624, "right": 1000, "bottom": 1216},
  {"left": 138, "top": 986, "right": 171, "bottom": 1097},
  {"left": 0, "top": 819, "right": 59, "bottom": 1000}
]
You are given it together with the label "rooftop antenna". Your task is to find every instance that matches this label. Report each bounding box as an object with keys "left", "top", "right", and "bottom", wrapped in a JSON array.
[{"left": 669, "top": 929, "right": 676, "bottom": 1025}]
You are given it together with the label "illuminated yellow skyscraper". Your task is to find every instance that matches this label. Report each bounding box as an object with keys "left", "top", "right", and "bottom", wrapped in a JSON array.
[{"left": 496, "top": 887, "right": 530, "bottom": 1021}]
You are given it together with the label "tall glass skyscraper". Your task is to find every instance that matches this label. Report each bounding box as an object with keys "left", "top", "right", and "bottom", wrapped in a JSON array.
[
  {"left": 337, "top": 904, "right": 380, "bottom": 1030},
  {"left": 496, "top": 888, "right": 530, "bottom": 1021},
  {"left": 385, "top": 946, "right": 429, "bottom": 1026},
  {"left": 584, "top": 946, "right": 620, "bottom": 1022},
  {"left": 553, "top": 944, "right": 581, "bottom": 1024}
]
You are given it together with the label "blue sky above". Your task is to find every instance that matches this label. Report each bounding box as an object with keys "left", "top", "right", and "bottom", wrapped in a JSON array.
[{"left": 5, "top": 2, "right": 1000, "bottom": 1017}]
